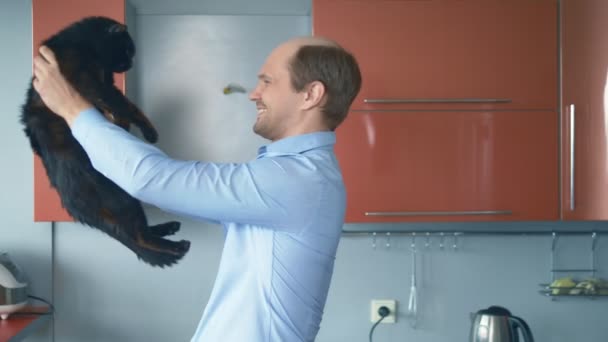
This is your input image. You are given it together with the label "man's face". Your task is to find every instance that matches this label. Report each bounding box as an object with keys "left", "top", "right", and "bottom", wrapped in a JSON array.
[{"left": 249, "top": 43, "right": 302, "bottom": 141}]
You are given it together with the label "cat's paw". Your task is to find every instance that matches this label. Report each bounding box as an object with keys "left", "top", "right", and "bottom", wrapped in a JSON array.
[
  {"left": 134, "top": 237, "right": 191, "bottom": 268},
  {"left": 149, "top": 221, "right": 181, "bottom": 237},
  {"left": 175, "top": 239, "right": 191, "bottom": 253}
]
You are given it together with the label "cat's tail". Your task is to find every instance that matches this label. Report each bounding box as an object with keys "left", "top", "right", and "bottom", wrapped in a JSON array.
[{"left": 129, "top": 221, "right": 191, "bottom": 267}]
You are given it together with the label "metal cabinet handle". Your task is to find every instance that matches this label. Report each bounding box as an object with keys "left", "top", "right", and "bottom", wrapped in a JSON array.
[
  {"left": 570, "top": 104, "right": 575, "bottom": 211},
  {"left": 363, "top": 98, "right": 512, "bottom": 104},
  {"left": 364, "top": 210, "right": 512, "bottom": 217}
]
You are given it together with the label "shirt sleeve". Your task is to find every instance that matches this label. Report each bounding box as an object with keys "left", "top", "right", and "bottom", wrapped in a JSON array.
[{"left": 71, "top": 108, "right": 319, "bottom": 231}]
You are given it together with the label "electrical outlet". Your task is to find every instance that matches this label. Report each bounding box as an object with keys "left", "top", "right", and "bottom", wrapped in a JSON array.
[{"left": 370, "top": 299, "right": 397, "bottom": 323}]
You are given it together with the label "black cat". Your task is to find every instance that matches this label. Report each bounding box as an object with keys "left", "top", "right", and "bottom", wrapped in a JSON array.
[{"left": 20, "top": 16, "right": 190, "bottom": 267}]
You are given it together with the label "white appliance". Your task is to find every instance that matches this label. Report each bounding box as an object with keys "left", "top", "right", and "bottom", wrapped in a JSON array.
[{"left": 0, "top": 252, "right": 28, "bottom": 319}]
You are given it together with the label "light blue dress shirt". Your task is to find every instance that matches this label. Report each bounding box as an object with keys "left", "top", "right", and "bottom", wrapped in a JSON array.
[{"left": 72, "top": 108, "right": 346, "bottom": 342}]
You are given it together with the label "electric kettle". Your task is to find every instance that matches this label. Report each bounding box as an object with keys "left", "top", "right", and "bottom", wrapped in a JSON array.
[
  {"left": 0, "top": 252, "right": 28, "bottom": 320},
  {"left": 470, "top": 306, "right": 534, "bottom": 342}
]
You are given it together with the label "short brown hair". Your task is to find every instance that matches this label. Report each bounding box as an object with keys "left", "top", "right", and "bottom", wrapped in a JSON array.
[{"left": 288, "top": 44, "right": 361, "bottom": 130}]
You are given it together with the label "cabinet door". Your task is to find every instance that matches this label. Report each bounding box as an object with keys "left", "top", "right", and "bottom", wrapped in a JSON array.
[
  {"left": 336, "top": 111, "right": 558, "bottom": 222},
  {"left": 32, "top": 0, "right": 126, "bottom": 221},
  {"left": 313, "top": 0, "right": 557, "bottom": 111},
  {"left": 561, "top": 0, "right": 608, "bottom": 220}
]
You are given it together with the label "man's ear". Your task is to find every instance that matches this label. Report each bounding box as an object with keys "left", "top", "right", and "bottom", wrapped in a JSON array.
[{"left": 301, "top": 81, "right": 326, "bottom": 110}]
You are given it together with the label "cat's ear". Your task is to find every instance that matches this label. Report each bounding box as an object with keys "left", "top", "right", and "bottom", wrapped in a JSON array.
[{"left": 108, "top": 23, "right": 126, "bottom": 33}]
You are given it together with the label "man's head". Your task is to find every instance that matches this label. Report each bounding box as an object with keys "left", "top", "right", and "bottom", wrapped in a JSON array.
[{"left": 249, "top": 37, "right": 361, "bottom": 141}]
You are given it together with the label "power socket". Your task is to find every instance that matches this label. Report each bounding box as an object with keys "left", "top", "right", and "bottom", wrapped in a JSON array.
[{"left": 370, "top": 299, "right": 397, "bottom": 323}]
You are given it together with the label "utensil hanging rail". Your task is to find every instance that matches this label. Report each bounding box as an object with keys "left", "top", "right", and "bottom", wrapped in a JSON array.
[{"left": 342, "top": 230, "right": 608, "bottom": 236}]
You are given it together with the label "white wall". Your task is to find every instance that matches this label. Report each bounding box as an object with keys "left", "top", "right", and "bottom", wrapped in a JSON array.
[
  {"left": 321, "top": 230, "right": 608, "bottom": 342},
  {"left": 0, "top": 1, "right": 53, "bottom": 341}
]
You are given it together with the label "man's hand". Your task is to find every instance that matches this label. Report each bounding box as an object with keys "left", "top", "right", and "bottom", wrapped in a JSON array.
[{"left": 33, "top": 46, "right": 93, "bottom": 126}]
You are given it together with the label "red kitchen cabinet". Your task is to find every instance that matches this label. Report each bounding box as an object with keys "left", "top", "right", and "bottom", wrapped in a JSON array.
[
  {"left": 313, "top": 0, "right": 557, "bottom": 111},
  {"left": 313, "top": 0, "right": 559, "bottom": 222},
  {"left": 561, "top": 0, "right": 608, "bottom": 220},
  {"left": 335, "top": 111, "right": 558, "bottom": 222},
  {"left": 32, "top": 0, "right": 126, "bottom": 221}
]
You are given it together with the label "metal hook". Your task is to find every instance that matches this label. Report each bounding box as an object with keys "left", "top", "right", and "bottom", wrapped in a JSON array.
[
  {"left": 385, "top": 232, "right": 391, "bottom": 249},
  {"left": 425, "top": 232, "right": 431, "bottom": 249},
  {"left": 452, "top": 233, "right": 459, "bottom": 251},
  {"left": 371, "top": 232, "right": 377, "bottom": 250},
  {"left": 439, "top": 232, "right": 445, "bottom": 250},
  {"left": 591, "top": 232, "right": 598, "bottom": 278},
  {"left": 550, "top": 232, "right": 558, "bottom": 282},
  {"left": 411, "top": 232, "right": 417, "bottom": 251},
  {"left": 551, "top": 231, "right": 558, "bottom": 251}
]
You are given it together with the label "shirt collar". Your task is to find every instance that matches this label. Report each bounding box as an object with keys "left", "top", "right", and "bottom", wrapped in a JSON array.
[{"left": 257, "top": 131, "right": 336, "bottom": 157}]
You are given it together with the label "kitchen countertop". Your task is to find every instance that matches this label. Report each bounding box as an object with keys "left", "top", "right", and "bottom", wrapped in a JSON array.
[{"left": 0, "top": 307, "right": 52, "bottom": 342}]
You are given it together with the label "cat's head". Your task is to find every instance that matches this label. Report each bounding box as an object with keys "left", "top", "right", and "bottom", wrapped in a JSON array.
[{"left": 72, "top": 16, "right": 136, "bottom": 73}]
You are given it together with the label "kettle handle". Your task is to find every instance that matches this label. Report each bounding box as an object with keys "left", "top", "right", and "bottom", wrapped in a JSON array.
[{"left": 509, "top": 316, "right": 534, "bottom": 342}]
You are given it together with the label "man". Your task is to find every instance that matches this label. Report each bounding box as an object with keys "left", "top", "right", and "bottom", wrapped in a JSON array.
[{"left": 32, "top": 36, "right": 361, "bottom": 341}]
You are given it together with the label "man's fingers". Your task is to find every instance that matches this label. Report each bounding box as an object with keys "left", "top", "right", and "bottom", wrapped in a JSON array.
[
  {"left": 33, "top": 55, "right": 48, "bottom": 79},
  {"left": 32, "top": 54, "right": 50, "bottom": 93},
  {"left": 38, "top": 46, "right": 57, "bottom": 66}
]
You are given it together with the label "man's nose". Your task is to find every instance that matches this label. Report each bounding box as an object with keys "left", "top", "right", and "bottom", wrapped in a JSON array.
[{"left": 249, "top": 87, "right": 260, "bottom": 101}]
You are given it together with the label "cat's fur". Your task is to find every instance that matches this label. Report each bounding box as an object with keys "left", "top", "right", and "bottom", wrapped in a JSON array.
[{"left": 20, "top": 16, "right": 190, "bottom": 267}]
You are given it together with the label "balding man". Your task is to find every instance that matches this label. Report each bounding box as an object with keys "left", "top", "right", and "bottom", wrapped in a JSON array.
[{"left": 33, "top": 36, "right": 362, "bottom": 342}]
